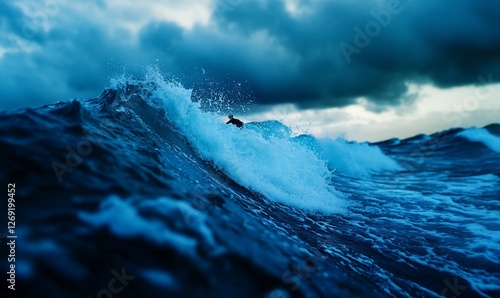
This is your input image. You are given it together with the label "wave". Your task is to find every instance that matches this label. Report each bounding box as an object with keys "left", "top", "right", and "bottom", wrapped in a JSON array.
[
  {"left": 2, "top": 69, "right": 500, "bottom": 297},
  {"left": 292, "top": 134, "right": 401, "bottom": 176},
  {"left": 115, "top": 73, "right": 346, "bottom": 213},
  {"left": 108, "top": 70, "right": 407, "bottom": 213},
  {"left": 457, "top": 127, "right": 500, "bottom": 154}
]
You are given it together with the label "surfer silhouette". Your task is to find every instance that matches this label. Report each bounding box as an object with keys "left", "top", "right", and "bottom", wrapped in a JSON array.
[{"left": 226, "top": 115, "right": 243, "bottom": 128}]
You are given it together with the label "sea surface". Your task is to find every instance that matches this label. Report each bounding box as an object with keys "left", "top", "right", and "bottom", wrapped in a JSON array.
[{"left": 1, "top": 72, "right": 499, "bottom": 297}]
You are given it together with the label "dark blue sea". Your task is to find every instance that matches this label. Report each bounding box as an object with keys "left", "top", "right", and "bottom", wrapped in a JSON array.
[{"left": 1, "top": 72, "right": 499, "bottom": 297}]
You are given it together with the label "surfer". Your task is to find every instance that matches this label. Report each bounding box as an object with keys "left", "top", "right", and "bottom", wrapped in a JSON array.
[{"left": 226, "top": 115, "right": 243, "bottom": 128}]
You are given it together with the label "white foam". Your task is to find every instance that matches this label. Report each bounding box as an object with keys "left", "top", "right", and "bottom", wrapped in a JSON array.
[
  {"left": 122, "top": 71, "right": 350, "bottom": 213},
  {"left": 113, "top": 70, "right": 403, "bottom": 213},
  {"left": 140, "top": 197, "right": 217, "bottom": 248},
  {"left": 78, "top": 196, "right": 198, "bottom": 256},
  {"left": 458, "top": 127, "right": 500, "bottom": 153},
  {"left": 317, "top": 138, "right": 401, "bottom": 176},
  {"left": 443, "top": 174, "right": 500, "bottom": 195},
  {"left": 463, "top": 223, "right": 500, "bottom": 263}
]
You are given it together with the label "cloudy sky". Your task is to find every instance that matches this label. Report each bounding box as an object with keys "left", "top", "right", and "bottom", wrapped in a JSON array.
[{"left": 1, "top": 0, "right": 499, "bottom": 141}]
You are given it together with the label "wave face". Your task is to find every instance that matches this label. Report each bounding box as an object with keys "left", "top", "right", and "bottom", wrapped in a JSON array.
[{"left": 1, "top": 71, "right": 499, "bottom": 297}]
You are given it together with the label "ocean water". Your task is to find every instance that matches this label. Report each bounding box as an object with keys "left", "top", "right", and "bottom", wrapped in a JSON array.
[{"left": 1, "top": 71, "right": 499, "bottom": 297}]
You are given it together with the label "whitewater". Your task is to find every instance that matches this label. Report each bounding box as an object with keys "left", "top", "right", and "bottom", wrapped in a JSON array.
[{"left": 1, "top": 71, "right": 499, "bottom": 297}]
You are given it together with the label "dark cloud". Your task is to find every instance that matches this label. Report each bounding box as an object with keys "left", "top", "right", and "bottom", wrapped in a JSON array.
[
  {"left": 1, "top": 0, "right": 500, "bottom": 111},
  {"left": 263, "top": 1, "right": 497, "bottom": 104},
  {"left": 0, "top": 1, "right": 146, "bottom": 109},
  {"left": 140, "top": 0, "right": 500, "bottom": 109}
]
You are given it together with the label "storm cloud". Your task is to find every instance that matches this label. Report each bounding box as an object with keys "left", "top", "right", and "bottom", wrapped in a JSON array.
[{"left": 1, "top": 0, "right": 500, "bottom": 111}]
